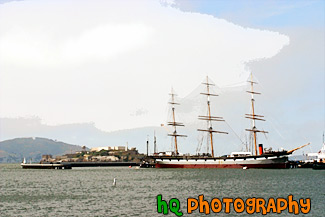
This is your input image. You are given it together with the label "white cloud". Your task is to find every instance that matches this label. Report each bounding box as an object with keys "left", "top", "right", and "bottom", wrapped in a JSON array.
[
  {"left": 0, "top": 0, "right": 289, "bottom": 131},
  {"left": 62, "top": 24, "right": 154, "bottom": 63}
]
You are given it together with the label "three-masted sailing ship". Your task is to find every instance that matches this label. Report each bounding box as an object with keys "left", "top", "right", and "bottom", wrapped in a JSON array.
[{"left": 153, "top": 74, "right": 309, "bottom": 169}]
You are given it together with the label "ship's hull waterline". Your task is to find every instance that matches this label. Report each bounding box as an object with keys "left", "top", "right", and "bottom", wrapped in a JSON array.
[{"left": 155, "top": 156, "right": 289, "bottom": 169}]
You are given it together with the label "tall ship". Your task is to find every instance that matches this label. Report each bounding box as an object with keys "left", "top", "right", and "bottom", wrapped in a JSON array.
[{"left": 153, "top": 74, "right": 309, "bottom": 169}]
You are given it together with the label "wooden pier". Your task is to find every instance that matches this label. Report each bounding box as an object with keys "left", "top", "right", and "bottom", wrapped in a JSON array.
[
  {"left": 21, "top": 162, "right": 140, "bottom": 169},
  {"left": 62, "top": 162, "right": 139, "bottom": 167},
  {"left": 21, "top": 163, "right": 72, "bottom": 169}
]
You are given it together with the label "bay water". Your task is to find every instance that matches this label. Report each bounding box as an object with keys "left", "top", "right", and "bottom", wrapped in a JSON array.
[{"left": 0, "top": 164, "right": 324, "bottom": 216}]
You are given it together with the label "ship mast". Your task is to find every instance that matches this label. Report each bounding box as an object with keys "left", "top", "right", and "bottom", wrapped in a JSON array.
[
  {"left": 154, "top": 131, "right": 157, "bottom": 154},
  {"left": 167, "top": 88, "right": 186, "bottom": 155},
  {"left": 245, "top": 73, "right": 268, "bottom": 155},
  {"left": 198, "top": 76, "right": 228, "bottom": 158}
]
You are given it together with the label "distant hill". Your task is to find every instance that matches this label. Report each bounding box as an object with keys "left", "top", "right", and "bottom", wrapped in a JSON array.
[{"left": 0, "top": 137, "right": 83, "bottom": 163}]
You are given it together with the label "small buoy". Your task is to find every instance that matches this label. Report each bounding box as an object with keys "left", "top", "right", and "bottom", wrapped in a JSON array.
[
  {"left": 129, "top": 166, "right": 132, "bottom": 168},
  {"left": 243, "top": 166, "right": 247, "bottom": 170},
  {"left": 112, "top": 178, "right": 116, "bottom": 186}
]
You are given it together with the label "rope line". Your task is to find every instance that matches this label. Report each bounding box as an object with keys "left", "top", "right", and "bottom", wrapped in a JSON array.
[{"left": 224, "top": 121, "right": 245, "bottom": 146}]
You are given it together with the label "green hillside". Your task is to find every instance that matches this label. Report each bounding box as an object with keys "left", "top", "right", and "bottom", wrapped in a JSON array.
[{"left": 0, "top": 137, "right": 82, "bottom": 163}]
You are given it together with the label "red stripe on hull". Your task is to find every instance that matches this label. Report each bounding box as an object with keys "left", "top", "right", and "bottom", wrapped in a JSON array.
[{"left": 155, "top": 163, "right": 287, "bottom": 169}]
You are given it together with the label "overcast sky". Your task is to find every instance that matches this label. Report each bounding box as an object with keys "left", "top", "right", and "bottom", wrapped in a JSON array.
[{"left": 0, "top": 0, "right": 324, "bottom": 153}]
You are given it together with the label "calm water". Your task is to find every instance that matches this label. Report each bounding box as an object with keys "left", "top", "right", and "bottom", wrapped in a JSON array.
[{"left": 0, "top": 164, "right": 324, "bottom": 216}]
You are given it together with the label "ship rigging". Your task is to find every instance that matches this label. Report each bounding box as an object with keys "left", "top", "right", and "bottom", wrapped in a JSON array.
[
  {"left": 167, "top": 88, "right": 187, "bottom": 155},
  {"left": 197, "top": 76, "right": 228, "bottom": 158},
  {"left": 152, "top": 74, "right": 310, "bottom": 169}
]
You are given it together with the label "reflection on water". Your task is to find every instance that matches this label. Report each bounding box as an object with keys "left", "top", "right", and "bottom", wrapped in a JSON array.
[{"left": 0, "top": 164, "right": 323, "bottom": 216}]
